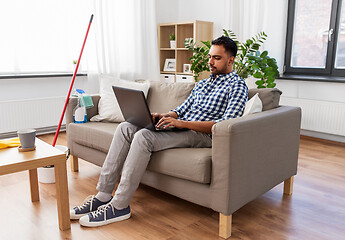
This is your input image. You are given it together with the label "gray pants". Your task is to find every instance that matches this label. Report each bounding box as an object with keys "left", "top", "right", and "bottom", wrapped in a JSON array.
[{"left": 96, "top": 122, "right": 212, "bottom": 209}]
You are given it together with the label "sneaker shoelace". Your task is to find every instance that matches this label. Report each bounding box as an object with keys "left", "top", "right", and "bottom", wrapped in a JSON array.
[
  {"left": 91, "top": 202, "right": 115, "bottom": 220},
  {"left": 76, "top": 195, "right": 95, "bottom": 211}
]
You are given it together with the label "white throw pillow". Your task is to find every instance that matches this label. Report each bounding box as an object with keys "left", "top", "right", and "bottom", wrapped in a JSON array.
[
  {"left": 243, "top": 93, "right": 263, "bottom": 116},
  {"left": 90, "top": 76, "right": 150, "bottom": 122}
]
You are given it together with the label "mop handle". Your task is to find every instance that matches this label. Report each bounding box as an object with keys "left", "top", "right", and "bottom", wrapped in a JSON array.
[{"left": 52, "top": 14, "right": 94, "bottom": 147}]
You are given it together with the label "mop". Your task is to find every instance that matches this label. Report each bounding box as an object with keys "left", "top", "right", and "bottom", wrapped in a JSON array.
[{"left": 52, "top": 14, "right": 94, "bottom": 148}]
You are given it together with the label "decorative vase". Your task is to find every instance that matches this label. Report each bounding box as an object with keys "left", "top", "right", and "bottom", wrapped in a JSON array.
[
  {"left": 38, "top": 166, "right": 55, "bottom": 183},
  {"left": 170, "top": 40, "right": 176, "bottom": 48}
]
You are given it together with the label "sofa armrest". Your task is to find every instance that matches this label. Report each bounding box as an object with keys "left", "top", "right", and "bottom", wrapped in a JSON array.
[
  {"left": 210, "top": 106, "right": 301, "bottom": 215},
  {"left": 66, "top": 95, "right": 101, "bottom": 127}
]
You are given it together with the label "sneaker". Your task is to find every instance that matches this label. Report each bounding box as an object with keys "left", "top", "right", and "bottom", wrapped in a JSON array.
[
  {"left": 70, "top": 195, "right": 112, "bottom": 220},
  {"left": 79, "top": 203, "right": 131, "bottom": 227}
]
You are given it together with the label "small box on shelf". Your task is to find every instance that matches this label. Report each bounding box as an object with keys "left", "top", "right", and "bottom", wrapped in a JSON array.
[
  {"left": 176, "top": 75, "right": 194, "bottom": 83},
  {"left": 160, "top": 74, "right": 175, "bottom": 83}
]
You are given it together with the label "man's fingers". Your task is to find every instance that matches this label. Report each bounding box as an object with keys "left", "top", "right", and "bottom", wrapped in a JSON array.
[
  {"left": 157, "top": 117, "right": 172, "bottom": 127},
  {"left": 163, "top": 122, "right": 173, "bottom": 129}
]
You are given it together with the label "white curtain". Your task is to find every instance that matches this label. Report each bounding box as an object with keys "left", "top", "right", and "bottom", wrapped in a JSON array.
[
  {"left": 0, "top": 0, "right": 93, "bottom": 74},
  {"left": 225, "top": 0, "right": 288, "bottom": 74},
  {"left": 87, "top": 0, "right": 160, "bottom": 81}
]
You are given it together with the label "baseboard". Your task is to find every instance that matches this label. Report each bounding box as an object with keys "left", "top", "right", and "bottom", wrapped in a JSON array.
[
  {"left": 301, "top": 129, "right": 345, "bottom": 145},
  {"left": 0, "top": 125, "right": 66, "bottom": 139}
]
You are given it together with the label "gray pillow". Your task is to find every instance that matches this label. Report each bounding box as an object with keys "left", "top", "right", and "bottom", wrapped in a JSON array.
[
  {"left": 248, "top": 88, "right": 282, "bottom": 111},
  {"left": 147, "top": 82, "right": 195, "bottom": 113}
]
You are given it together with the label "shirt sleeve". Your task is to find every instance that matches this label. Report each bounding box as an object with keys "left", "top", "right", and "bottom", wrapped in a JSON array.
[{"left": 214, "top": 80, "right": 248, "bottom": 123}]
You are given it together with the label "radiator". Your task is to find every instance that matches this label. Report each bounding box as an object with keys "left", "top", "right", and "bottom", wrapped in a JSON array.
[
  {"left": 280, "top": 96, "right": 345, "bottom": 136},
  {"left": 0, "top": 97, "right": 66, "bottom": 138}
]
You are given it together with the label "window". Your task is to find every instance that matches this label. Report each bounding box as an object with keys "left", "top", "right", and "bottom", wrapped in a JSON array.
[
  {"left": 0, "top": 0, "right": 92, "bottom": 75},
  {"left": 285, "top": 0, "right": 345, "bottom": 77}
]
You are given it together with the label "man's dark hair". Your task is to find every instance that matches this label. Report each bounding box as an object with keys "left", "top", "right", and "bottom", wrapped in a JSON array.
[{"left": 211, "top": 36, "right": 237, "bottom": 57}]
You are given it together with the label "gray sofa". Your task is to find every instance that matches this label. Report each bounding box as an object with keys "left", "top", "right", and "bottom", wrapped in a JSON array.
[{"left": 66, "top": 82, "right": 301, "bottom": 239}]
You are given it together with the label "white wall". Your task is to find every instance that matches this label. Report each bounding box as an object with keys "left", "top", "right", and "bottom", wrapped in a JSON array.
[
  {"left": 0, "top": 76, "right": 97, "bottom": 102},
  {"left": 156, "top": 0, "right": 226, "bottom": 38}
]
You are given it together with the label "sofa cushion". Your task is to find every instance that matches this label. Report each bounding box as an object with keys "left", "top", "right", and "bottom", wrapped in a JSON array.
[
  {"left": 147, "top": 82, "right": 195, "bottom": 113},
  {"left": 248, "top": 88, "right": 282, "bottom": 111},
  {"left": 68, "top": 121, "right": 212, "bottom": 184},
  {"left": 68, "top": 122, "right": 119, "bottom": 153},
  {"left": 243, "top": 93, "right": 262, "bottom": 116},
  {"left": 148, "top": 148, "right": 212, "bottom": 184}
]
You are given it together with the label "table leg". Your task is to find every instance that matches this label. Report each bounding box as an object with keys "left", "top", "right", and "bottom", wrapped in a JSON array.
[
  {"left": 54, "top": 160, "right": 71, "bottom": 231},
  {"left": 29, "top": 169, "right": 39, "bottom": 202}
]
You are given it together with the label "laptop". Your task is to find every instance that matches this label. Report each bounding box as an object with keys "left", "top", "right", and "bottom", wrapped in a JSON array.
[{"left": 112, "top": 86, "right": 184, "bottom": 132}]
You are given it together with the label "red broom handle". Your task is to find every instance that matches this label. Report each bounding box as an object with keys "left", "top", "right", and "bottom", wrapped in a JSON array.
[{"left": 52, "top": 14, "right": 94, "bottom": 147}]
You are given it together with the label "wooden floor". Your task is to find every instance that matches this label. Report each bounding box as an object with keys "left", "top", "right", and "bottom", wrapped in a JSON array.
[{"left": 0, "top": 133, "right": 344, "bottom": 240}]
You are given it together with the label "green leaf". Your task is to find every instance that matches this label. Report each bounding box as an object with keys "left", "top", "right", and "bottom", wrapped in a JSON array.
[
  {"left": 255, "top": 80, "right": 265, "bottom": 85},
  {"left": 248, "top": 55, "right": 256, "bottom": 60},
  {"left": 263, "top": 67, "right": 273, "bottom": 73},
  {"left": 267, "top": 83, "right": 276, "bottom": 88},
  {"left": 257, "top": 85, "right": 266, "bottom": 89},
  {"left": 253, "top": 72, "right": 263, "bottom": 78},
  {"left": 260, "top": 51, "right": 268, "bottom": 58},
  {"left": 266, "top": 76, "right": 275, "bottom": 83},
  {"left": 252, "top": 65, "right": 260, "bottom": 71},
  {"left": 265, "top": 71, "right": 276, "bottom": 77}
]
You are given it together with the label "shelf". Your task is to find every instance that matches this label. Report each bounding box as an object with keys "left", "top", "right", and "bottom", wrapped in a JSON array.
[
  {"left": 176, "top": 51, "right": 192, "bottom": 73},
  {"left": 159, "top": 25, "right": 175, "bottom": 48},
  {"left": 160, "top": 48, "right": 189, "bottom": 51},
  {"left": 176, "top": 72, "right": 193, "bottom": 75},
  {"left": 158, "top": 21, "right": 213, "bottom": 82},
  {"left": 159, "top": 51, "right": 175, "bottom": 72},
  {"left": 177, "top": 24, "right": 193, "bottom": 48}
]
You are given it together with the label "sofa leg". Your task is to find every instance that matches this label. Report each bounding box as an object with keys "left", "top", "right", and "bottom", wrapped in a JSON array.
[
  {"left": 71, "top": 155, "right": 79, "bottom": 172},
  {"left": 283, "top": 176, "right": 294, "bottom": 195},
  {"left": 219, "top": 213, "right": 232, "bottom": 239}
]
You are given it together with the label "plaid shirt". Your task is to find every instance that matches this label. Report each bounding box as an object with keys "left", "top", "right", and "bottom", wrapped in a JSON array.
[{"left": 173, "top": 71, "right": 248, "bottom": 123}]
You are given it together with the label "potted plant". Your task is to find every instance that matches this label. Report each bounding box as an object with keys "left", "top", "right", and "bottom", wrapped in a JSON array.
[
  {"left": 185, "top": 29, "right": 279, "bottom": 88},
  {"left": 169, "top": 33, "right": 176, "bottom": 48}
]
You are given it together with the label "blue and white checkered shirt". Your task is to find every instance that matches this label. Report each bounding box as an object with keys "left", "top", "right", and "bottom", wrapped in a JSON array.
[{"left": 173, "top": 71, "right": 248, "bottom": 123}]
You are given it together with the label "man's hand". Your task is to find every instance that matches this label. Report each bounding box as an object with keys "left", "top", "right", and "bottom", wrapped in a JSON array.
[
  {"left": 151, "top": 111, "right": 178, "bottom": 123},
  {"left": 156, "top": 117, "right": 186, "bottom": 129},
  {"left": 152, "top": 111, "right": 215, "bottom": 134}
]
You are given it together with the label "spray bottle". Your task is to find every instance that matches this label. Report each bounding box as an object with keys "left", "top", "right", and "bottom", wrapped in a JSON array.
[{"left": 73, "top": 89, "right": 87, "bottom": 123}]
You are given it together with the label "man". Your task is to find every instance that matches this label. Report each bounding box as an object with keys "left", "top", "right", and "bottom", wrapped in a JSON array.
[{"left": 70, "top": 36, "right": 248, "bottom": 227}]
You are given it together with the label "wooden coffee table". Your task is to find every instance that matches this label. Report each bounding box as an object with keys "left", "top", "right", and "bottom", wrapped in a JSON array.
[{"left": 0, "top": 138, "right": 70, "bottom": 230}]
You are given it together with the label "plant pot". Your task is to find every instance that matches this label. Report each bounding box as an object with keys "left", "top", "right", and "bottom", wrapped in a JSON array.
[
  {"left": 38, "top": 166, "right": 55, "bottom": 183},
  {"left": 37, "top": 145, "right": 69, "bottom": 184},
  {"left": 170, "top": 40, "right": 176, "bottom": 48}
]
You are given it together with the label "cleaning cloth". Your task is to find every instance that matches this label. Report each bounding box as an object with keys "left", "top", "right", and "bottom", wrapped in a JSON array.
[
  {"left": 0, "top": 138, "right": 21, "bottom": 149},
  {"left": 81, "top": 95, "right": 94, "bottom": 108}
]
